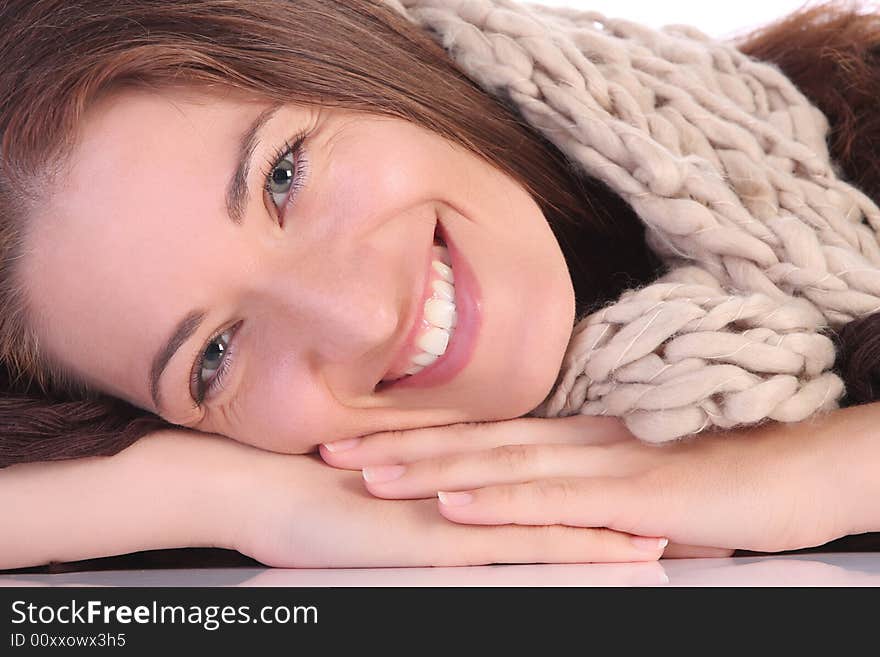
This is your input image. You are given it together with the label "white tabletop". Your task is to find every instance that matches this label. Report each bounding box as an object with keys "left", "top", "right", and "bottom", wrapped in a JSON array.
[{"left": 2, "top": 553, "right": 880, "bottom": 587}]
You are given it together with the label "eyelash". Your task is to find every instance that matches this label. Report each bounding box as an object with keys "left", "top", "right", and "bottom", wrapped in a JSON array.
[
  {"left": 260, "top": 129, "right": 310, "bottom": 226},
  {"left": 189, "top": 130, "right": 311, "bottom": 407},
  {"left": 190, "top": 321, "right": 241, "bottom": 407}
]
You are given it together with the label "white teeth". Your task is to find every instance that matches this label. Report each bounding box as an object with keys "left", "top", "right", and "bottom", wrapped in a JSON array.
[
  {"left": 416, "top": 326, "right": 450, "bottom": 356},
  {"left": 412, "top": 351, "right": 439, "bottom": 366},
  {"left": 432, "top": 261, "right": 454, "bottom": 283},
  {"left": 432, "top": 279, "right": 454, "bottom": 301},
  {"left": 423, "top": 298, "right": 456, "bottom": 329},
  {"left": 399, "top": 244, "right": 458, "bottom": 378}
]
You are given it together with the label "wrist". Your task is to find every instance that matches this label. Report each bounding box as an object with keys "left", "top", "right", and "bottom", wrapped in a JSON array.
[{"left": 113, "top": 429, "right": 250, "bottom": 553}]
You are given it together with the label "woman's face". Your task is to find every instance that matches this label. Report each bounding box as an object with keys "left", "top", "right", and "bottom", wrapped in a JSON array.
[{"left": 24, "top": 87, "right": 575, "bottom": 453}]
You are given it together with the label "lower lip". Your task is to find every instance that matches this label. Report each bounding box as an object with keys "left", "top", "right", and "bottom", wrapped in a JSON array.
[{"left": 377, "top": 223, "right": 481, "bottom": 391}]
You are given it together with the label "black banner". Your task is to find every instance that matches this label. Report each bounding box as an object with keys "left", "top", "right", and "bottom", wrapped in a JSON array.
[{"left": 0, "top": 586, "right": 872, "bottom": 651}]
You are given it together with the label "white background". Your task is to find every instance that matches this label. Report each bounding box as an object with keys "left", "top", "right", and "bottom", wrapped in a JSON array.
[{"left": 534, "top": 0, "right": 876, "bottom": 39}]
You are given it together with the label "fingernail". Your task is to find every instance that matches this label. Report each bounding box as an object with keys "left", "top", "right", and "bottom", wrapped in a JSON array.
[
  {"left": 630, "top": 536, "right": 669, "bottom": 552},
  {"left": 362, "top": 464, "right": 406, "bottom": 483},
  {"left": 322, "top": 437, "right": 361, "bottom": 453},
  {"left": 437, "top": 491, "right": 473, "bottom": 506}
]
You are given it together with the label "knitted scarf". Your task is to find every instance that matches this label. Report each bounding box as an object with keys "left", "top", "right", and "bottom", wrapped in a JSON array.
[{"left": 387, "top": 0, "right": 880, "bottom": 442}]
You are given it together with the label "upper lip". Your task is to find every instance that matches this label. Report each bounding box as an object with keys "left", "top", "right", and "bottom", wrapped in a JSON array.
[{"left": 377, "top": 222, "right": 440, "bottom": 386}]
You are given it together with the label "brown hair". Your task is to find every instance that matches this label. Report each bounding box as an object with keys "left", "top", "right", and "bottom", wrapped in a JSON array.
[{"left": 0, "top": 0, "right": 876, "bottom": 467}]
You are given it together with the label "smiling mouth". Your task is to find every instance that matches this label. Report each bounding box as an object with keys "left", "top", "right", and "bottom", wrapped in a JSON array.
[{"left": 377, "top": 227, "right": 457, "bottom": 386}]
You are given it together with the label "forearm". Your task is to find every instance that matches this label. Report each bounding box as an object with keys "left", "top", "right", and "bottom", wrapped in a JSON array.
[
  {"left": 0, "top": 429, "right": 243, "bottom": 570},
  {"left": 828, "top": 401, "right": 880, "bottom": 537}
]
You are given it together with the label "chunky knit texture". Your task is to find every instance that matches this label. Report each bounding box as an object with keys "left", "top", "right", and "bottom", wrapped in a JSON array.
[{"left": 386, "top": 0, "right": 880, "bottom": 442}]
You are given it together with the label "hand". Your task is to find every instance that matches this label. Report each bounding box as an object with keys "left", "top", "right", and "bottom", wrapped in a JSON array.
[
  {"left": 212, "top": 433, "right": 673, "bottom": 567},
  {"left": 319, "top": 410, "right": 868, "bottom": 553}
]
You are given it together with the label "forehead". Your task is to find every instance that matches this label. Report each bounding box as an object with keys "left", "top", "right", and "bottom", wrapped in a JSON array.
[{"left": 22, "top": 88, "right": 266, "bottom": 404}]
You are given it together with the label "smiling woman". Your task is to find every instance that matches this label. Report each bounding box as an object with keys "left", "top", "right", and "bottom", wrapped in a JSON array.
[
  {"left": 22, "top": 86, "right": 585, "bottom": 450},
  {"left": 2, "top": 0, "right": 880, "bottom": 571},
  {"left": 0, "top": 0, "right": 664, "bottom": 460}
]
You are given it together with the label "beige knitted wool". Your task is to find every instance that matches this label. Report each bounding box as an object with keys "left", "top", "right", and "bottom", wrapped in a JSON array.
[{"left": 386, "top": 0, "right": 880, "bottom": 442}]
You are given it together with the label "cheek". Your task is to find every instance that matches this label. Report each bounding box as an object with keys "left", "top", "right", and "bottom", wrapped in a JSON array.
[
  {"left": 316, "top": 124, "right": 449, "bottom": 227},
  {"left": 232, "top": 353, "right": 340, "bottom": 454}
]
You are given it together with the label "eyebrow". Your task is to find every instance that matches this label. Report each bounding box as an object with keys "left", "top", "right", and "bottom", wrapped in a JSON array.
[
  {"left": 225, "top": 103, "right": 284, "bottom": 225},
  {"left": 150, "top": 310, "right": 206, "bottom": 412}
]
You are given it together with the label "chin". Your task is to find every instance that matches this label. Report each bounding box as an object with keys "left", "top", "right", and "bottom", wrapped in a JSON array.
[
  {"left": 471, "top": 352, "right": 568, "bottom": 422},
  {"left": 515, "top": 361, "right": 565, "bottom": 417},
  {"left": 495, "top": 295, "right": 574, "bottom": 419}
]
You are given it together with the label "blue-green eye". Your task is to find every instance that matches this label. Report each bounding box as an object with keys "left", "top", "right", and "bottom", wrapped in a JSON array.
[
  {"left": 267, "top": 156, "right": 295, "bottom": 202},
  {"left": 262, "top": 131, "right": 309, "bottom": 226},
  {"left": 201, "top": 328, "right": 231, "bottom": 381},
  {"left": 190, "top": 324, "right": 239, "bottom": 404}
]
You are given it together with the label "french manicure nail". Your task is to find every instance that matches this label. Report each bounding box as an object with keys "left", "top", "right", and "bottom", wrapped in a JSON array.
[
  {"left": 362, "top": 464, "right": 406, "bottom": 483},
  {"left": 437, "top": 491, "right": 473, "bottom": 506},
  {"left": 322, "top": 437, "right": 361, "bottom": 453},
  {"left": 630, "top": 536, "right": 669, "bottom": 552}
]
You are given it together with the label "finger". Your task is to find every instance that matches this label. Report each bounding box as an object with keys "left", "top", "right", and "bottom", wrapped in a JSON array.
[
  {"left": 435, "top": 477, "right": 659, "bottom": 536},
  {"left": 427, "top": 524, "right": 669, "bottom": 567},
  {"left": 296, "top": 491, "right": 667, "bottom": 568},
  {"left": 662, "top": 544, "right": 735, "bottom": 559},
  {"left": 440, "top": 481, "right": 734, "bottom": 559},
  {"left": 361, "top": 443, "right": 637, "bottom": 499},
  {"left": 320, "top": 414, "right": 631, "bottom": 469}
]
